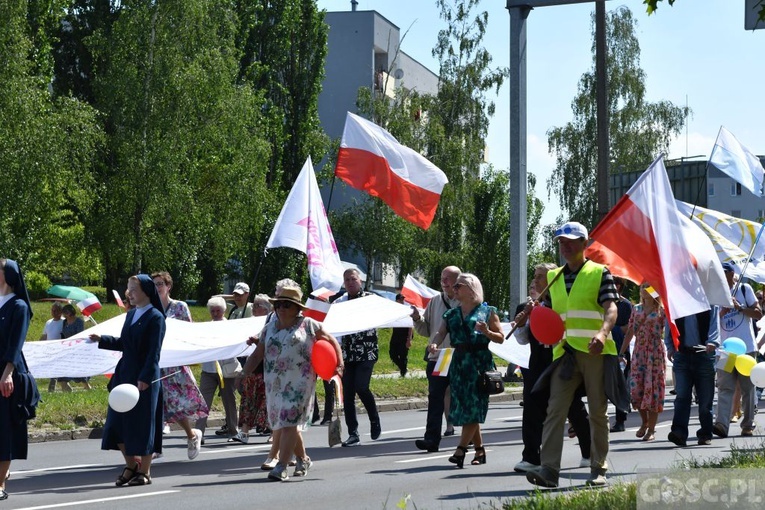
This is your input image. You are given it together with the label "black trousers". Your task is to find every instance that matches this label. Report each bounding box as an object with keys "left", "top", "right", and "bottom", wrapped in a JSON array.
[
  {"left": 389, "top": 338, "right": 409, "bottom": 375},
  {"left": 521, "top": 368, "right": 591, "bottom": 464},
  {"left": 423, "top": 360, "right": 450, "bottom": 445},
  {"left": 312, "top": 379, "right": 335, "bottom": 422},
  {"left": 342, "top": 360, "right": 379, "bottom": 435}
]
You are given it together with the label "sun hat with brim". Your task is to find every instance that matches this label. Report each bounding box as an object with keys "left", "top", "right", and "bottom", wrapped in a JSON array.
[{"left": 268, "top": 286, "right": 307, "bottom": 309}]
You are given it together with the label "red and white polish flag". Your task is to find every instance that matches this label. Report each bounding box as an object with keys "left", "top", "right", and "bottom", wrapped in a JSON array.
[
  {"left": 400, "top": 274, "right": 440, "bottom": 311},
  {"left": 77, "top": 296, "right": 102, "bottom": 316},
  {"left": 112, "top": 289, "right": 125, "bottom": 310},
  {"left": 335, "top": 112, "right": 448, "bottom": 230},
  {"left": 304, "top": 297, "right": 331, "bottom": 323},
  {"left": 588, "top": 155, "right": 730, "bottom": 348}
]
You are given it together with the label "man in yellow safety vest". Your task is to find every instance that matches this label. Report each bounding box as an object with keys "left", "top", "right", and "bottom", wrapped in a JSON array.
[{"left": 526, "top": 221, "right": 618, "bottom": 488}]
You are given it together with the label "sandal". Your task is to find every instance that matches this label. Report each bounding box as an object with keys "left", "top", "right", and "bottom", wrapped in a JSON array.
[
  {"left": 115, "top": 466, "right": 137, "bottom": 487},
  {"left": 471, "top": 446, "right": 487, "bottom": 465},
  {"left": 636, "top": 425, "right": 647, "bottom": 438},
  {"left": 127, "top": 471, "right": 152, "bottom": 486},
  {"left": 448, "top": 445, "right": 468, "bottom": 469},
  {"left": 642, "top": 429, "right": 655, "bottom": 442}
]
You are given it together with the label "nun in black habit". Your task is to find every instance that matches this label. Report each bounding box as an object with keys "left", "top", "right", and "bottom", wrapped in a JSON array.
[{"left": 90, "top": 274, "right": 165, "bottom": 487}]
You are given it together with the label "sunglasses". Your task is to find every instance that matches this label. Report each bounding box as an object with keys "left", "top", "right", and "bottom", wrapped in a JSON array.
[
  {"left": 273, "top": 301, "right": 295, "bottom": 310},
  {"left": 453, "top": 283, "right": 465, "bottom": 290}
]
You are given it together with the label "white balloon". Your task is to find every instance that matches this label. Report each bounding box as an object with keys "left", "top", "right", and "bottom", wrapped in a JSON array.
[
  {"left": 108, "top": 383, "right": 140, "bottom": 413},
  {"left": 750, "top": 363, "right": 765, "bottom": 388}
]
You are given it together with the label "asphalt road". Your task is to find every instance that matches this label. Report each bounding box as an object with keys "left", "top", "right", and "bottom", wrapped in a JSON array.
[{"left": 4, "top": 395, "right": 763, "bottom": 510}]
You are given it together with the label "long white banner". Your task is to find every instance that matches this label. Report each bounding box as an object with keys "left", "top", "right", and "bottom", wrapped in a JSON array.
[{"left": 24, "top": 294, "right": 414, "bottom": 378}]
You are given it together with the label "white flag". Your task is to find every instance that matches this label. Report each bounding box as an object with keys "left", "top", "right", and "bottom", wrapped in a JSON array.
[
  {"left": 709, "top": 126, "right": 765, "bottom": 197},
  {"left": 677, "top": 201, "right": 765, "bottom": 283},
  {"left": 266, "top": 157, "right": 344, "bottom": 292}
]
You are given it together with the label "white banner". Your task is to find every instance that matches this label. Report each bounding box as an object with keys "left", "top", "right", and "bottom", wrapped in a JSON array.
[{"left": 24, "top": 295, "right": 414, "bottom": 378}]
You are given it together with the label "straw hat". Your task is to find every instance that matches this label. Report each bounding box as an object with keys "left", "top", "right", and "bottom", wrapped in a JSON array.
[{"left": 268, "top": 286, "right": 306, "bottom": 309}]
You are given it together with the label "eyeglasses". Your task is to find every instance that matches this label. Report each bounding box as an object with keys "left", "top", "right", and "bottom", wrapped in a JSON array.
[{"left": 273, "top": 301, "right": 295, "bottom": 310}]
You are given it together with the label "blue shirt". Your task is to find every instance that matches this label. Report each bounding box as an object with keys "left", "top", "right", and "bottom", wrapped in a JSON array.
[{"left": 664, "top": 306, "right": 719, "bottom": 355}]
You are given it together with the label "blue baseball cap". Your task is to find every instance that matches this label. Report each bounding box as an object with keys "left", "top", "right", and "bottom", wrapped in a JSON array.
[{"left": 721, "top": 262, "right": 735, "bottom": 273}]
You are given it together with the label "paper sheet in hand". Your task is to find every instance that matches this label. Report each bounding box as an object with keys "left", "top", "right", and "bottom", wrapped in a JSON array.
[{"left": 487, "top": 324, "right": 531, "bottom": 369}]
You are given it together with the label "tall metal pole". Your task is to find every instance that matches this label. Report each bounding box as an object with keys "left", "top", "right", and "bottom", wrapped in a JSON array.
[
  {"left": 595, "top": 0, "right": 609, "bottom": 222},
  {"left": 507, "top": 4, "right": 530, "bottom": 309}
]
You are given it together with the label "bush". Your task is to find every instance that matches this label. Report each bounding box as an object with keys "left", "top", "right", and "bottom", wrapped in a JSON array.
[
  {"left": 81, "top": 286, "right": 107, "bottom": 302},
  {"left": 25, "top": 271, "right": 52, "bottom": 300}
]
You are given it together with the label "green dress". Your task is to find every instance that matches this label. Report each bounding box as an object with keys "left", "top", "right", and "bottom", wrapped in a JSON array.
[{"left": 445, "top": 304, "right": 496, "bottom": 426}]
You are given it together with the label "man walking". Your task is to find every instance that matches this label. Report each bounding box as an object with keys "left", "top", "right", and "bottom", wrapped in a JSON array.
[
  {"left": 713, "top": 262, "right": 762, "bottom": 438},
  {"left": 526, "top": 222, "right": 618, "bottom": 488},
  {"left": 412, "top": 266, "right": 461, "bottom": 453},
  {"left": 336, "top": 268, "right": 381, "bottom": 447}
]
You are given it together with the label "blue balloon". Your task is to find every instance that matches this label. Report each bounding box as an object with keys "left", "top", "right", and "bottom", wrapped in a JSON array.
[{"left": 722, "top": 337, "right": 747, "bottom": 355}]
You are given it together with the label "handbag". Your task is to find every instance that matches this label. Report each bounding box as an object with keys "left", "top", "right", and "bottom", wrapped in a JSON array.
[
  {"left": 328, "top": 379, "right": 343, "bottom": 447},
  {"left": 219, "top": 357, "right": 242, "bottom": 378},
  {"left": 479, "top": 369, "right": 505, "bottom": 395}
]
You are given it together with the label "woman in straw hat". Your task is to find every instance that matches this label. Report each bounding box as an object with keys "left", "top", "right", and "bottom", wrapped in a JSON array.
[{"left": 244, "top": 285, "right": 342, "bottom": 482}]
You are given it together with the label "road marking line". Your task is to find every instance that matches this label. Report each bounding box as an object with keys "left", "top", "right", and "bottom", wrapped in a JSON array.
[
  {"left": 365, "top": 426, "right": 424, "bottom": 436},
  {"left": 13, "top": 464, "right": 104, "bottom": 475},
  {"left": 14, "top": 490, "right": 180, "bottom": 510},
  {"left": 201, "top": 444, "right": 271, "bottom": 455},
  {"left": 396, "top": 449, "right": 492, "bottom": 463}
]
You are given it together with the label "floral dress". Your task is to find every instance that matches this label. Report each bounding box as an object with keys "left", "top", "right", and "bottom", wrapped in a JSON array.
[
  {"left": 161, "top": 299, "right": 209, "bottom": 423},
  {"left": 445, "top": 304, "right": 496, "bottom": 426},
  {"left": 627, "top": 304, "right": 666, "bottom": 413},
  {"left": 263, "top": 315, "right": 319, "bottom": 431}
]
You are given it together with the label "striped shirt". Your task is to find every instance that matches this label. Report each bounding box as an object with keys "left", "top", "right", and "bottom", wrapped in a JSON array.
[{"left": 562, "top": 260, "right": 619, "bottom": 307}]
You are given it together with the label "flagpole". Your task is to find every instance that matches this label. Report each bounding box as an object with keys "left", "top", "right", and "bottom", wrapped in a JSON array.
[
  {"left": 689, "top": 129, "right": 723, "bottom": 219},
  {"left": 326, "top": 174, "right": 337, "bottom": 212}
]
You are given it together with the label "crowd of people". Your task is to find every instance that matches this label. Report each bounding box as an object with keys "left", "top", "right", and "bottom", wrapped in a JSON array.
[{"left": 2, "top": 217, "right": 765, "bottom": 497}]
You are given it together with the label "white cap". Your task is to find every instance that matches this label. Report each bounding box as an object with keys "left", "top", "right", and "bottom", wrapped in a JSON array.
[
  {"left": 553, "top": 221, "right": 588, "bottom": 241},
  {"left": 233, "top": 282, "right": 250, "bottom": 295}
]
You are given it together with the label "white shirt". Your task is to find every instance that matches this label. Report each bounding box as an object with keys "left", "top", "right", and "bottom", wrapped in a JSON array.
[
  {"left": 721, "top": 283, "right": 757, "bottom": 352},
  {"left": 43, "top": 318, "right": 65, "bottom": 340},
  {"left": 131, "top": 303, "right": 153, "bottom": 325}
]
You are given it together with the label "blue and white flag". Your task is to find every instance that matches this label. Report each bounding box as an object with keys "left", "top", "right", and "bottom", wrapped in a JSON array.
[{"left": 709, "top": 126, "right": 765, "bottom": 197}]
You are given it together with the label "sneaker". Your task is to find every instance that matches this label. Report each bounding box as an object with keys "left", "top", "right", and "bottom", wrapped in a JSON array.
[
  {"left": 609, "top": 422, "right": 625, "bottom": 433},
  {"left": 667, "top": 431, "right": 687, "bottom": 447},
  {"left": 513, "top": 460, "right": 539, "bottom": 473},
  {"left": 342, "top": 433, "right": 360, "bottom": 447},
  {"left": 261, "top": 457, "right": 278, "bottom": 471},
  {"left": 712, "top": 422, "right": 728, "bottom": 438},
  {"left": 698, "top": 438, "right": 712, "bottom": 445},
  {"left": 187, "top": 429, "right": 202, "bottom": 460},
  {"left": 586, "top": 469, "right": 608, "bottom": 486},
  {"left": 526, "top": 466, "right": 559, "bottom": 488},
  {"left": 228, "top": 431, "right": 249, "bottom": 444},
  {"left": 268, "top": 464, "right": 289, "bottom": 482},
  {"left": 579, "top": 457, "right": 590, "bottom": 468},
  {"left": 741, "top": 428, "right": 754, "bottom": 437},
  {"left": 162, "top": 424, "right": 171, "bottom": 435},
  {"left": 370, "top": 420, "right": 382, "bottom": 440},
  {"left": 293, "top": 457, "right": 312, "bottom": 477},
  {"left": 215, "top": 425, "right": 229, "bottom": 436}
]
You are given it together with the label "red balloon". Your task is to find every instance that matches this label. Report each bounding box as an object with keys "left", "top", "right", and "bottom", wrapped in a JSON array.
[
  {"left": 529, "top": 306, "right": 565, "bottom": 345},
  {"left": 311, "top": 340, "right": 337, "bottom": 380}
]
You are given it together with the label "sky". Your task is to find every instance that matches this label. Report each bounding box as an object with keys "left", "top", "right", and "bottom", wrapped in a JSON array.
[{"left": 317, "top": 0, "right": 765, "bottom": 227}]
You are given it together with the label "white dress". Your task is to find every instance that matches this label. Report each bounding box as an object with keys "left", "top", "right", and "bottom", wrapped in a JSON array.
[{"left": 263, "top": 316, "right": 319, "bottom": 430}]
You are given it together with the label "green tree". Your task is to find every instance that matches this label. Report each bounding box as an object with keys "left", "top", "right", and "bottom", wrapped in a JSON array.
[
  {"left": 547, "top": 6, "right": 688, "bottom": 228},
  {"left": 88, "top": 0, "right": 271, "bottom": 298},
  {"left": 0, "top": 0, "right": 104, "bottom": 282},
  {"left": 644, "top": 0, "right": 765, "bottom": 22}
]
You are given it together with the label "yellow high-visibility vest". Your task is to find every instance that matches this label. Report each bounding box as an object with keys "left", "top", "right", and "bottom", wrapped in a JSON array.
[{"left": 548, "top": 261, "right": 616, "bottom": 360}]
